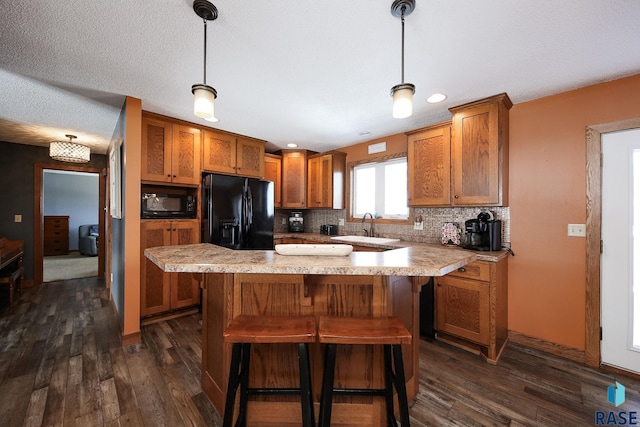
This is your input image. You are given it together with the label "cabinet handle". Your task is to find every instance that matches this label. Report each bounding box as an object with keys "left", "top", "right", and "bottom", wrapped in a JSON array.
[
  {"left": 172, "top": 175, "right": 176, "bottom": 178},
  {"left": 458, "top": 267, "right": 466, "bottom": 272},
  {"left": 167, "top": 174, "right": 171, "bottom": 177},
  {"left": 454, "top": 195, "right": 459, "bottom": 199},
  {"left": 437, "top": 282, "right": 442, "bottom": 286}
]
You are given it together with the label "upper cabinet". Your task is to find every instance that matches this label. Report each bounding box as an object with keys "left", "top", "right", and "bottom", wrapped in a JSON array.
[
  {"left": 264, "top": 153, "right": 282, "bottom": 208},
  {"left": 141, "top": 115, "right": 201, "bottom": 186},
  {"left": 307, "top": 151, "right": 346, "bottom": 209},
  {"left": 449, "top": 93, "right": 512, "bottom": 206},
  {"left": 203, "top": 130, "right": 265, "bottom": 178},
  {"left": 406, "top": 93, "right": 511, "bottom": 207},
  {"left": 407, "top": 123, "right": 451, "bottom": 206},
  {"left": 281, "top": 150, "right": 309, "bottom": 209}
]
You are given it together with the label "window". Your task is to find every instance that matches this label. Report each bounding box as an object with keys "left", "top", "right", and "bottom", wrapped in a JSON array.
[{"left": 352, "top": 157, "right": 409, "bottom": 220}]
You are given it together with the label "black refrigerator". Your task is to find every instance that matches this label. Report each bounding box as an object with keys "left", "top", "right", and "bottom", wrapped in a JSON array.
[{"left": 203, "top": 173, "right": 275, "bottom": 250}]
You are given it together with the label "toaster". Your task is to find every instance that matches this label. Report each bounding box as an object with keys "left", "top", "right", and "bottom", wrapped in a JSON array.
[{"left": 320, "top": 224, "right": 339, "bottom": 235}]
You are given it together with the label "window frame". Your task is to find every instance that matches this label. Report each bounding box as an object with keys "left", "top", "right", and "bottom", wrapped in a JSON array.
[{"left": 346, "top": 152, "right": 413, "bottom": 225}]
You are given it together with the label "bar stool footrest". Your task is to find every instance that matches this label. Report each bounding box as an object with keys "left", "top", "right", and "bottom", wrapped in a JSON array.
[{"left": 332, "top": 388, "right": 388, "bottom": 397}]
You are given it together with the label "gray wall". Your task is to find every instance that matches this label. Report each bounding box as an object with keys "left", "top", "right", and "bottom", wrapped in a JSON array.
[
  {"left": 0, "top": 141, "right": 107, "bottom": 280},
  {"left": 110, "top": 106, "right": 126, "bottom": 325},
  {"left": 43, "top": 171, "right": 99, "bottom": 251}
]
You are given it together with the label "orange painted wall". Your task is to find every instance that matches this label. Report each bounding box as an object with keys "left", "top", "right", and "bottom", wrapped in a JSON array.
[
  {"left": 509, "top": 74, "right": 640, "bottom": 349},
  {"left": 123, "top": 97, "right": 142, "bottom": 338},
  {"left": 338, "top": 133, "right": 408, "bottom": 163}
]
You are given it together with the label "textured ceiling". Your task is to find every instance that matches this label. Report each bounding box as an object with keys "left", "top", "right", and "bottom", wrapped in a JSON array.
[{"left": 1, "top": 0, "right": 639, "bottom": 155}]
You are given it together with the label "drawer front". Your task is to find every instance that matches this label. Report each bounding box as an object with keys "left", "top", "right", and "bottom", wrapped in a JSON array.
[{"left": 446, "top": 261, "right": 491, "bottom": 282}]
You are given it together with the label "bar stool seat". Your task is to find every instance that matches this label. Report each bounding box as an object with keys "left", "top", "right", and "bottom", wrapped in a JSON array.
[
  {"left": 318, "top": 315, "right": 412, "bottom": 427},
  {"left": 223, "top": 315, "right": 317, "bottom": 427}
]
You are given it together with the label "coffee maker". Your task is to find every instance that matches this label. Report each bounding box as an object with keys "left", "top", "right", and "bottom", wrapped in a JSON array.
[
  {"left": 288, "top": 212, "right": 304, "bottom": 232},
  {"left": 462, "top": 212, "right": 502, "bottom": 251}
]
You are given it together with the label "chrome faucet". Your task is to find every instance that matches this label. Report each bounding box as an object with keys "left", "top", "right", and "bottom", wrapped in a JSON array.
[{"left": 362, "top": 212, "right": 375, "bottom": 237}]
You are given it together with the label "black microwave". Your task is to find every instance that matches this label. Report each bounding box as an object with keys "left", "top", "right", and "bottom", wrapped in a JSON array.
[{"left": 141, "top": 193, "right": 196, "bottom": 219}]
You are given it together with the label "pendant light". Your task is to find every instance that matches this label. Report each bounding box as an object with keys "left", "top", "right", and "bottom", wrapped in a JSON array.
[
  {"left": 191, "top": 0, "right": 218, "bottom": 122},
  {"left": 49, "top": 134, "right": 90, "bottom": 163},
  {"left": 390, "top": 0, "right": 415, "bottom": 119}
]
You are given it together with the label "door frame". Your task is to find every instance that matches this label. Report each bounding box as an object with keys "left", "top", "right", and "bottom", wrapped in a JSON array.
[
  {"left": 34, "top": 163, "right": 106, "bottom": 286},
  {"left": 585, "top": 117, "right": 640, "bottom": 367}
]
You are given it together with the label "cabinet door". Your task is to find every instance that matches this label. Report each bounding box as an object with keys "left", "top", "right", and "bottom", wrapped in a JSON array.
[
  {"left": 308, "top": 154, "right": 334, "bottom": 208},
  {"left": 171, "top": 125, "right": 201, "bottom": 185},
  {"left": 281, "top": 151, "right": 307, "bottom": 208},
  {"left": 435, "top": 275, "right": 490, "bottom": 345},
  {"left": 140, "top": 221, "right": 172, "bottom": 316},
  {"left": 170, "top": 220, "right": 201, "bottom": 309},
  {"left": 236, "top": 138, "right": 265, "bottom": 178},
  {"left": 450, "top": 93, "right": 510, "bottom": 206},
  {"left": 407, "top": 125, "right": 451, "bottom": 206},
  {"left": 141, "top": 117, "right": 172, "bottom": 183},
  {"left": 203, "top": 130, "right": 237, "bottom": 174},
  {"left": 264, "top": 154, "right": 282, "bottom": 208}
]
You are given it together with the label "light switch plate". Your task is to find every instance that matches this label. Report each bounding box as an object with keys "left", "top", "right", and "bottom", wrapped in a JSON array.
[
  {"left": 568, "top": 224, "right": 586, "bottom": 237},
  {"left": 14, "top": 214, "right": 22, "bottom": 223},
  {"left": 338, "top": 218, "right": 345, "bottom": 226},
  {"left": 414, "top": 221, "right": 424, "bottom": 231}
]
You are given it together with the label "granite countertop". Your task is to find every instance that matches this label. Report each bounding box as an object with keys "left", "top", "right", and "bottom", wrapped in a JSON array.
[
  {"left": 274, "top": 232, "right": 510, "bottom": 262},
  {"left": 144, "top": 242, "right": 477, "bottom": 277}
]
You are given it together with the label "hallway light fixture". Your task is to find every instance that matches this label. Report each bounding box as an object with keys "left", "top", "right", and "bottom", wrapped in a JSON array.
[
  {"left": 191, "top": 0, "right": 219, "bottom": 122},
  {"left": 49, "top": 134, "right": 90, "bottom": 163},
  {"left": 390, "top": 0, "right": 416, "bottom": 119}
]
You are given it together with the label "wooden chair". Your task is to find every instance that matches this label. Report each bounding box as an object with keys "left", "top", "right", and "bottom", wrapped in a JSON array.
[
  {"left": 318, "top": 315, "right": 412, "bottom": 427},
  {"left": 222, "top": 315, "right": 316, "bottom": 427}
]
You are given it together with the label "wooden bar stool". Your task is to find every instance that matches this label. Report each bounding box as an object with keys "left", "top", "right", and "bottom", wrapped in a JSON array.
[
  {"left": 222, "top": 315, "right": 316, "bottom": 427},
  {"left": 318, "top": 315, "right": 412, "bottom": 427}
]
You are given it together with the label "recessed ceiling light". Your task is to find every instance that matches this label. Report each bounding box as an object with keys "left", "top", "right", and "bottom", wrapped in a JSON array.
[
  {"left": 204, "top": 116, "right": 219, "bottom": 123},
  {"left": 287, "top": 143, "right": 298, "bottom": 148},
  {"left": 427, "top": 93, "right": 447, "bottom": 103}
]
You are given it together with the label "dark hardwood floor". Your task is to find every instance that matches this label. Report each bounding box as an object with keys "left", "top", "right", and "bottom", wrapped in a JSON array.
[{"left": 1, "top": 278, "right": 639, "bottom": 426}]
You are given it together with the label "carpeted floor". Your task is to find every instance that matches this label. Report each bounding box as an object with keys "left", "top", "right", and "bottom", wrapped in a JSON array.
[{"left": 43, "top": 252, "right": 99, "bottom": 282}]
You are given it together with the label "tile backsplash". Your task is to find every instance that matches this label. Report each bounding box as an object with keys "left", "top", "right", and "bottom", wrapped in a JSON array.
[{"left": 275, "top": 207, "right": 510, "bottom": 247}]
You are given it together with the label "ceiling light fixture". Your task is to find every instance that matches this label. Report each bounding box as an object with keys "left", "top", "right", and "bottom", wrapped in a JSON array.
[
  {"left": 287, "top": 143, "right": 298, "bottom": 148},
  {"left": 390, "top": 0, "right": 416, "bottom": 119},
  {"left": 427, "top": 93, "right": 447, "bottom": 104},
  {"left": 49, "top": 134, "right": 90, "bottom": 163},
  {"left": 191, "top": 0, "right": 218, "bottom": 121}
]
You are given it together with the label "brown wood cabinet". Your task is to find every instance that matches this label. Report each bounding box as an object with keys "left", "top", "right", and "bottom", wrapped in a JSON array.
[
  {"left": 141, "top": 115, "right": 201, "bottom": 186},
  {"left": 407, "top": 123, "right": 451, "bottom": 206},
  {"left": 281, "top": 150, "right": 309, "bottom": 209},
  {"left": 449, "top": 93, "right": 512, "bottom": 206},
  {"left": 264, "top": 153, "right": 282, "bottom": 208},
  {"left": 435, "top": 258, "right": 508, "bottom": 364},
  {"left": 140, "top": 219, "right": 200, "bottom": 317},
  {"left": 307, "top": 151, "right": 346, "bottom": 209},
  {"left": 44, "top": 215, "right": 69, "bottom": 256},
  {"left": 202, "top": 130, "right": 265, "bottom": 178}
]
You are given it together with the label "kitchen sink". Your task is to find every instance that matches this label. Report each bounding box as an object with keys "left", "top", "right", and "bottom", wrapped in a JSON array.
[{"left": 330, "top": 235, "right": 400, "bottom": 245}]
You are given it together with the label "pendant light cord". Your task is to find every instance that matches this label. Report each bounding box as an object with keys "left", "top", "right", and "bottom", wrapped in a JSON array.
[
  {"left": 203, "top": 18, "right": 208, "bottom": 85},
  {"left": 400, "top": 5, "right": 406, "bottom": 84}
]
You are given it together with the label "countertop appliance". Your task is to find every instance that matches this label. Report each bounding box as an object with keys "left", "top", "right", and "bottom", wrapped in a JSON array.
[
  {"left": 141, "top": 193, "right": 196, "bottom": 219},
  {"left": 320, "top": 224, "right": 339, "bottom": 235},
  {"left": 461, "top": 212, "right": 502, "bottom": 251},
  {"left": 203, "top": 173, "right": 274, "bottom": 250},
  {"left": 288, "top": 212, "right": 304, "bottom": 232}
]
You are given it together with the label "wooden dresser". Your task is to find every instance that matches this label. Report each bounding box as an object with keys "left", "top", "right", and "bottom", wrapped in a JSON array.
[{"left": 44, "top": 216, "right": 69, "bottom": 256}]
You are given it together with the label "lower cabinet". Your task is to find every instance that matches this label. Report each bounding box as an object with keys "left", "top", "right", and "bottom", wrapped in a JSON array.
[
  {"left": 140, "top": 219, "right": 200, "bottom": 317},
  {"left": 435, "top": 257, "right": 508, "bottom": 364}
]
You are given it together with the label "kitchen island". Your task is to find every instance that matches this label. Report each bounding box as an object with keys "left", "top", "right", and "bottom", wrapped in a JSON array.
[{"left": 145, "top": 242, "right": 476, "bottom": 426}]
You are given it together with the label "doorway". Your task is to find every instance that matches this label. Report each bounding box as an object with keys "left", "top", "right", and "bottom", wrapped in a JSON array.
[
  {"left": 42, "top": 170, "right": 100, "bottom": 282},
  {"left": 601, "top": 128, "right": 640, "bottom": 373},
  {"left": 34, "top": 163, "right": 106, "bottom": 286}
]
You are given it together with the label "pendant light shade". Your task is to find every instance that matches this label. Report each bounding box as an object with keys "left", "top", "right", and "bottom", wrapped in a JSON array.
[
  {"left": 50, "top": 134, "right": 90, "bottom": 163},
  {"left": 191, "top": 0, "right": 218, "bottom": 121},
  {"left": 192, "top": 84, "right": 217, "bottom": 120},
  {"left": 391, "top": 83, "right": 415, "bottom": 119},
  {"left": 390, "top": 0, "right": 415, "bottom": 119}
]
